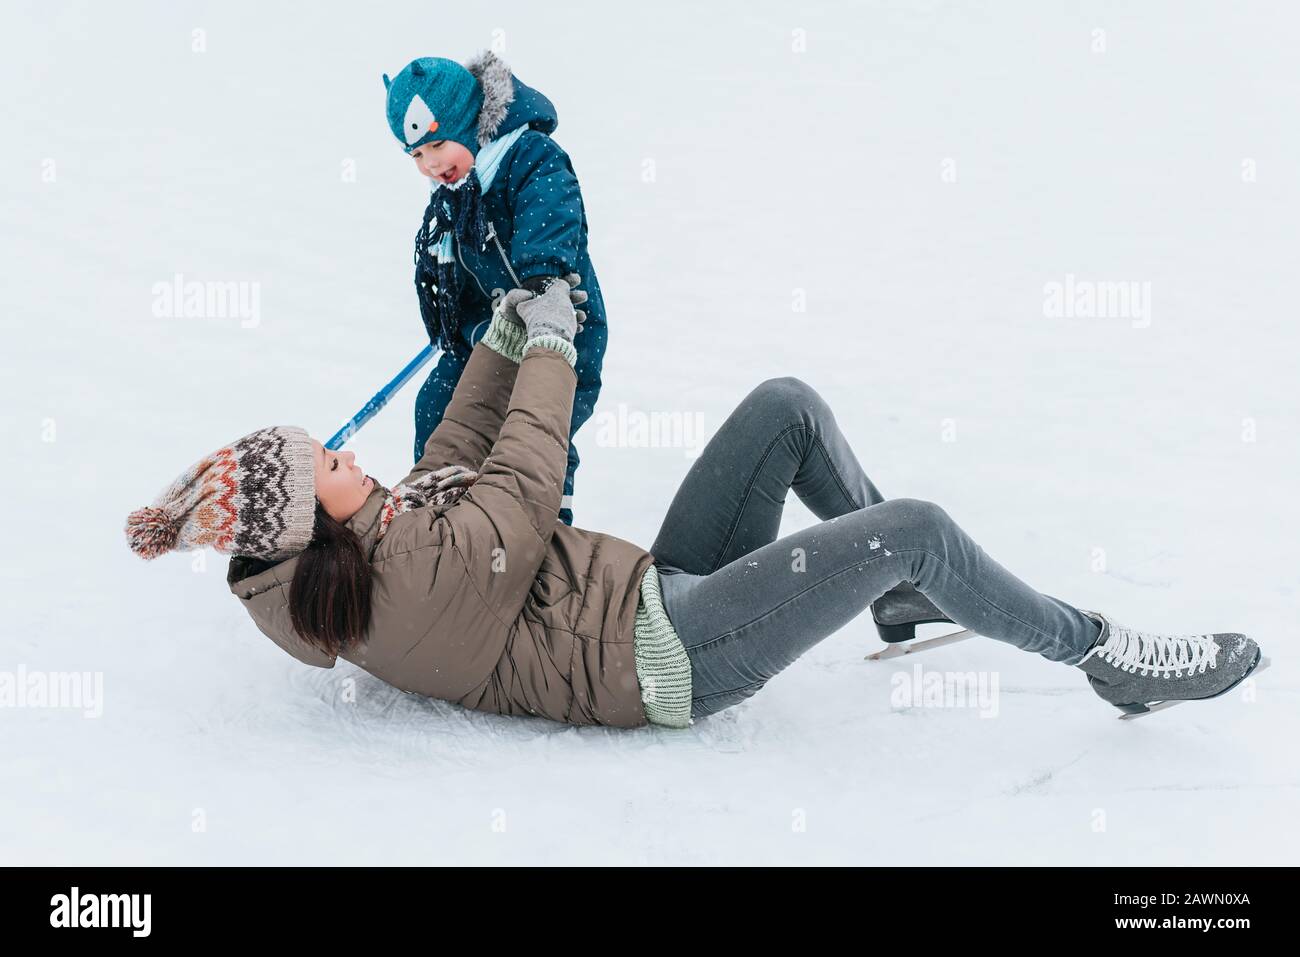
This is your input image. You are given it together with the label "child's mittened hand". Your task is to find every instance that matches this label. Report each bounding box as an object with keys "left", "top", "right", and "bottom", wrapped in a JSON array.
[
  {"left": 561, "top": 274, "right": 588, "bottom": 332},
  {"left": 516, "top": 279, "right": 579, "bottom": 343}
]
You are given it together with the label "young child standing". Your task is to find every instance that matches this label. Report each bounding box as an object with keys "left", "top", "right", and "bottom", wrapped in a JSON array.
[{"left": 383, "top": 51, "right": 606, "bottom": 526}]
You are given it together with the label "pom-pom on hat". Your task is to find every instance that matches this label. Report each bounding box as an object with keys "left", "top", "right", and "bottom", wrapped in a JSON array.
[
  {"left": 125, "top": 426, "right": 317, "bottom": 562},
  {"left": 384, "top": 57, "right": 484, "bottom": 157}
]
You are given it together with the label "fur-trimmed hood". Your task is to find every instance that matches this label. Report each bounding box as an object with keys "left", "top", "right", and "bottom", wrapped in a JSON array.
[{"left": 465, "top": 50, "right": 558, "bottom": 146}]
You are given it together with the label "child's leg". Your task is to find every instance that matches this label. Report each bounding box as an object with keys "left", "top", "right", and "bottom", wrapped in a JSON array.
[
  {"left": 561, "top": 321, "right": 606, "bottom": 526},
  {"left": 561, "top": 442, "right": 578, "bottom": 526},
  {"left": 665, "top": 498, "right": 1102, "bottom": 719},
  {"left": 412, "top": 345, "right": 470, "bottom": 463},
  {"left": 651, "top": 377, "right": 885, "bottom": 574},
  {"left": 561, "top": 375, "right": 596, "bottom": 526}
]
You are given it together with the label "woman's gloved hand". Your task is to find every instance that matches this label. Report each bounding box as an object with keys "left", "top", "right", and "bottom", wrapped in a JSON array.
[
  {"left": 490, "top": 288, "right": 534, "bottom": 329},
  {"left": 491, "top": 274, "right": 587, "bottom": 333},
  {"left": 515, "top": 277, "right": 579, "bottom": 343}
]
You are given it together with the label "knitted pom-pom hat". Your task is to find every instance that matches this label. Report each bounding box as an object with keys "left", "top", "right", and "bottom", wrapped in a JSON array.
[
  {"left": 383, "top": 56, "right": 484, "bottom": 156},
  {"left": 125, "top": 426, "right": 317, "bottom": 562}
]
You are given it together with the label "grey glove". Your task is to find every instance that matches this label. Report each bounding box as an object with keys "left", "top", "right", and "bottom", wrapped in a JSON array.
[
  {"left": 515, "top": 276, "right": 579, "bottom": 343},
  {"left": 490, "top": 288, "right": 534, "bottom": 329},
  {"left": 492, "top": 274, "right": 587, "bottom": 333}
]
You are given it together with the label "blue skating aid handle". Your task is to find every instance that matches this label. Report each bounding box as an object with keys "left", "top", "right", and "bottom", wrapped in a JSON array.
[{"left": 325, "top": 344, "right": 439, "bottom": 450}]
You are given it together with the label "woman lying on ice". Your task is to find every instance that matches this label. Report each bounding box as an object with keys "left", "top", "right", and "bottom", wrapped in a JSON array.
[{"left": 125, "top": 279, "right": 1266, "bottom": 729}]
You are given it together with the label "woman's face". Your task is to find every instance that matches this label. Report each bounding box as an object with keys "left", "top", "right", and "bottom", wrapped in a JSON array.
[
  {"left": 411, "top": 140, "right": 474, "bottom": 184},
  {"left": 312, "top": 439, "right": 374, "bottom": 523}
]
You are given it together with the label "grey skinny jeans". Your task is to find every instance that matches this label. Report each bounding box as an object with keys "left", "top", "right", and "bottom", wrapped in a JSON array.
[{"left": 652, "top": 377, "right": 1102, "bottom": 721}]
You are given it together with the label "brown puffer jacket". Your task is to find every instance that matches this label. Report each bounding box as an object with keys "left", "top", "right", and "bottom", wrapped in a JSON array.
[{"left": 227, "top": 340, "right": 655, "bottom": 728}]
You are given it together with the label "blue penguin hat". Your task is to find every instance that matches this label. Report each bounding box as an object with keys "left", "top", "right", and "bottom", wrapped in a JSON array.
[{"left": 383, "top": 57, "right": 484, "bottom": 156}]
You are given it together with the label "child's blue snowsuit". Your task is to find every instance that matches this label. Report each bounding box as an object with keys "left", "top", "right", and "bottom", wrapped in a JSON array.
[{"left": 411, "top": 57, "right": 606, "bottom": 527}]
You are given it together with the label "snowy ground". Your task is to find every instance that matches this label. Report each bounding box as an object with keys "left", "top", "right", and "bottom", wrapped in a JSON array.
[{"left": 2, "top": 1, "right": 1297, "bottom": 865}]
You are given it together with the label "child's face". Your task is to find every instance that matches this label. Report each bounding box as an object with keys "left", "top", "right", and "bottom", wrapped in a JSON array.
[{"left": 411, "top": 140, "right": 474, "bottom": 185}]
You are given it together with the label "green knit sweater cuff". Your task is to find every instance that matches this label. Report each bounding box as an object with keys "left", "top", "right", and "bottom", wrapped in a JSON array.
[
  {"left": 481, "top": 312, "right": 528, "bottom": 362},
  {"left": 482, "top": 313, "right": 578, "bottom": 368},
  {"left": 524, "top": 333, "right": 578, "bottom": 367},
  {"left": 633, "top": 564, "right": 694, "bottom": 728}
]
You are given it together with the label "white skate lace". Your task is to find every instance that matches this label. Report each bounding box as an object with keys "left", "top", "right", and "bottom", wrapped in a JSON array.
[{"left": 1095, "top": 622, "right": 1220, "bottom": 678}]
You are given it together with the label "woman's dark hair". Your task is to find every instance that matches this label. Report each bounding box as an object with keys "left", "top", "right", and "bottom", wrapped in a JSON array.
[{"left": 288, "top": 501, "right": 373, "bottom": 657}]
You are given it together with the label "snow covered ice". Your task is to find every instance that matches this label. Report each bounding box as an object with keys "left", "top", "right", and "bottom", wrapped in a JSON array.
[{"left": 1, "top": 1, "right": 1297, "bottom": 865}]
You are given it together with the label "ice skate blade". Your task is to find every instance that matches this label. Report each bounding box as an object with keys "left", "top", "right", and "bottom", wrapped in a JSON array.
[
  {"left": 1115, "top": 653, "right": 1270, "bottom": 721},
  {"left": 865, "top": 629, "right": 975, "bottom": 661},
  {"left": 1117, "top": 700, "right": 1183, "bottom": 720}
]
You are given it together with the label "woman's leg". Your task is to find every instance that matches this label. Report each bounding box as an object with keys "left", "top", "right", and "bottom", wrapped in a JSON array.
[
  {"left": 649, "top": 378, "right": 1101, "bottom": 719},
  {"left": 651, "top": 377, "right": 885, "bottom": 573},
  {"left": 665, "top": 497, "right": 1102, "bottom": 718}
]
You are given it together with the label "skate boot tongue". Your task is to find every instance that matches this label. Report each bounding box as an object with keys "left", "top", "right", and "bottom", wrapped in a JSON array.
[{"left": 1092, "top": 621, "right": 1220, "bottom": 678}]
